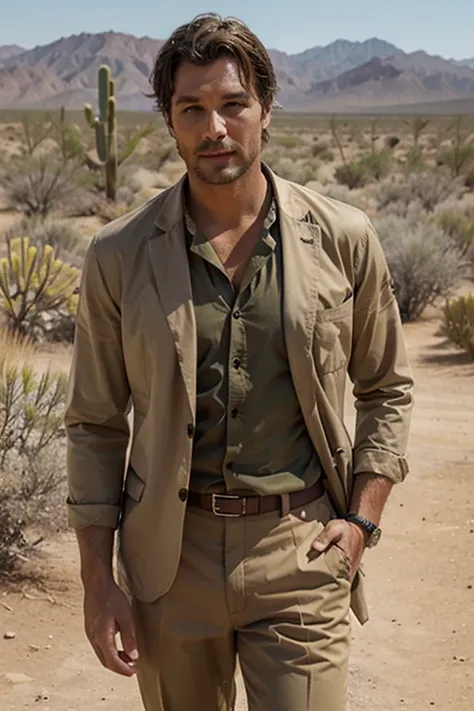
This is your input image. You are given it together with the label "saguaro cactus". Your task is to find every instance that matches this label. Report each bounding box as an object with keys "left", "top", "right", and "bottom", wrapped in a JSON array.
[{"left": 84, "top": 65, "right": 118, "bottom": 200}]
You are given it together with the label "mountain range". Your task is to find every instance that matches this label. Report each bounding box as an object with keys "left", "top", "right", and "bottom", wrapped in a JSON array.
[{"left": 1, "top": 32, "right": 474, "bottom": 113}]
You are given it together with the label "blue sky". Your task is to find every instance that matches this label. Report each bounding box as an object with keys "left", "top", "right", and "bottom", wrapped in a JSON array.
[{"left": 3, "top": 0, "right": 474, "bottom": 60}]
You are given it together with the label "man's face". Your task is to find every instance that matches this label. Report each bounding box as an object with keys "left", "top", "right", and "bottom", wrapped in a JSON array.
[{"left": 169, "top": 57, "right": 270, "bottom": 185}]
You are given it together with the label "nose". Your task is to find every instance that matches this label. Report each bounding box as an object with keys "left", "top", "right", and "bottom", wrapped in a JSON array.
[{"left": 202, "top": 110, "right": 227, "bottom": 142}]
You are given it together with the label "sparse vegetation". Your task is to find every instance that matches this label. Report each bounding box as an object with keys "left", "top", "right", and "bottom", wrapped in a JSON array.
[
  {"left": 443, "top": 294, "right": 474, "bottom": 360},
  {"left": 376, "top": 171, "right": 461, "bottom": 213},
  {"left": 0, "top": 328, "right": 67, "bottom": 578},
  {"left": 373, "top": 213, "right": 466, "bottom": 321}
]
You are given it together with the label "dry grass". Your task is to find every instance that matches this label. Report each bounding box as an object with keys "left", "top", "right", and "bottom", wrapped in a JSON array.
[{"left": 0, "top": 327, "right": 37, "bottom": 365}]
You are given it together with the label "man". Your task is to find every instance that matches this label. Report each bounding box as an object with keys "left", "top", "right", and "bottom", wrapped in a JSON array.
[{"left": 65, "top": 13, "right": 414, "bottom": 711}]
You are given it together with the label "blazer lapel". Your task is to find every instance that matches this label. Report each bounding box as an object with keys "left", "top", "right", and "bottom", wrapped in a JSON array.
[{"left": 148, "top": 179, "right": 196, "bottom": 419}]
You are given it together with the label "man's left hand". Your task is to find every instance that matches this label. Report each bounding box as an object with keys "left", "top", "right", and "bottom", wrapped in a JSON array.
[{"left": 312, "top": 519, "right": 366, "bottom": 581}]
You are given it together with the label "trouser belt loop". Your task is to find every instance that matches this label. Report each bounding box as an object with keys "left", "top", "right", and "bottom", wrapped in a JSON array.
[{"left": 279, "top": 493, "right": 291, "bottom": 517}]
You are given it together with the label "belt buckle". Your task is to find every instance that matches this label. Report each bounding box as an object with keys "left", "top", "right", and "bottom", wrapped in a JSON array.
[{"left": 211, "top": 493, "right": 246, "bottom": 517}]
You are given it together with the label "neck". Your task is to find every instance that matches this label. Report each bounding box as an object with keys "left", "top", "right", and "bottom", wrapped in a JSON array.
[{"left": 186, "top": 159, "right": 269, "bottom": 230}]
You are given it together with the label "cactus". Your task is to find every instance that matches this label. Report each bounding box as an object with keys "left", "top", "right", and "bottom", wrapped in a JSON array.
[
  {"left": 84, "top": 65, "right": 118, "bottom": 200},
  {"left": 0, "top": 237, "right": 79, "bottom": 339}
]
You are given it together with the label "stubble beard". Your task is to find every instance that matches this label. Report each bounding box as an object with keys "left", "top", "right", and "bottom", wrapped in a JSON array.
[{"left": 176, "top": 140, "right": 260, "bottom": 185}]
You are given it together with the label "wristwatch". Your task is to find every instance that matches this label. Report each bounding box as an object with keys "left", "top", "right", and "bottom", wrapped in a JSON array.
[{"left": 345, "top": 513, "right": 382, "bottom": 548}]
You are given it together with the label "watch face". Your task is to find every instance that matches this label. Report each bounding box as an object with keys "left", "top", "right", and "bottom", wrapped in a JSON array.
[{"left": 368, "top": 527, "right": 382, "bottom": 548}]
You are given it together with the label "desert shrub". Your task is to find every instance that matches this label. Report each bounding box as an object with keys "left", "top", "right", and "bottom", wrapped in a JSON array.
[
  {"left": 377, "top": 172, "right": 461, "bottom": 213},
  {"left": 312, "top": 140, "right": 334, "bottom": 160},
  {"left": 0, "top": 329, "right": 67, "bottom": 578},
  {"left": 4, "top": 216, "right": 87, "bottom": 267},
  {"left": 385, "top": 136, "right": 400, "bottom": 150},
  {"left": 435, "top": 211, "right": 474, "bottom": 257},
  {"left": 334, "top": 160, "right": 368, "bottom": 189},
  {"left": 443, "top": 294, "right": 474, "bottom": 359},
  {"left": 335, "top": 151, "right": 392, "bottom": 189},
  {"left": 361, "top": 150, "right": 392, "bottom": 180},
  {"left": 437, "top": 117, "right": 474, "bottom": 177},
  {"left": 373, "top": 213, "right": 465, "bottom": 321},
  {"left": 405, "top": 146, "right": 425, "bottom": 172},
  {"left": 270, "top": 157, "right": 317, "bottom": 185},
  {"left": 0, "top": 155, "right": 87, "bottom": 217},
  {"left": 320, "top": 184, "right": 367, "bottom": 210},
  {"left": 0, "top": 236, "right": 79, "bottom": 341},
  {"left": 464, "top": 169, "right": 474, "bottom": 190},
  {"left": 438, "top": 144, "right": 474, "bottom": 177},
  {"left": 275, "top": 135, "right": 302, "bottom": 148}
]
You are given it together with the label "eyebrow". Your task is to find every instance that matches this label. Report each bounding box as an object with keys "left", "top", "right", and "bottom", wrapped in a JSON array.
[{"left": 175, "top": 91, "right": 251, "bottom": 106}]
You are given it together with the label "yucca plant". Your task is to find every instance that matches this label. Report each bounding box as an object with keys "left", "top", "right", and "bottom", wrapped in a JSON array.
[
  {"left": 0, "top": 236, "right": 79, "bottom": 339},
  {"left": 443, "top": 294, "right": 474, "bottom": 360}
]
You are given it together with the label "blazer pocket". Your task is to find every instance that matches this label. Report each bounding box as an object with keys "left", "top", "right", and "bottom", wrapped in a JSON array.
[
  {"left": 124, "top": 466, "right": 146, "bottom": 502},
  {"left": 313, "top": 296, "right": 353, "bottom": 375}
]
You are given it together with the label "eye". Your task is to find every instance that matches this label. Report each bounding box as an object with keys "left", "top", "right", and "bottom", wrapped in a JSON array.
[
  {"left": 225, "top": 101, "right": 243, "bottom": 108},
  {"left": 183, "top": 105, "right": 202, "bottom": 113}
]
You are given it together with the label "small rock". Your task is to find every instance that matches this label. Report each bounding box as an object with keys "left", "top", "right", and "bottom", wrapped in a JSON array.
[
  {"left": 29, "top": 644, "right": 40, "bottom": 652},
  {"left": 459, "top": 656, "right": 466, "bottom": 662},
  {"left": 3, "top": 631, "right": 15, "bottom": 639},
  {"left": 467, "top": 585, "right": 472, "bottom": 590},
  {"left": 34, "top": 691, "right": 49, "bottom": 702}
]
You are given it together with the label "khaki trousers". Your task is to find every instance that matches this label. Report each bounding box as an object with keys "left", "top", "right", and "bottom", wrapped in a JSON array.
[{"left": 132, "top": 490, "right": 352, "bottom": 711}]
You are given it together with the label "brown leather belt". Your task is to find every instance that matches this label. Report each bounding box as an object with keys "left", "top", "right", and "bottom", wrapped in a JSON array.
[{"left": 187, "top": 479, "right": 325, "bottom": 517}]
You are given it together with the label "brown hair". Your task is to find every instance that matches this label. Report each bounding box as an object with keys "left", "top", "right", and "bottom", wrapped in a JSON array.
[{"left": 149, "top": 14, "right": 279, "bottom": 143}]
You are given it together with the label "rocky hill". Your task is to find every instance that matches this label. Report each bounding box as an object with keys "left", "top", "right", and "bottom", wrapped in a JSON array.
[{"left": 1, "top": 31, "right": 474, "bottom": 113}]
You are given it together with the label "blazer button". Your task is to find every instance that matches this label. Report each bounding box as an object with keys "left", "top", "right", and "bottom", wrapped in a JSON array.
[
  {"left": 187, "top": 423, "right": 195, "bottom": 438},
  {"left": 178, "top": 488, "right": 188, "bottom": 502}
]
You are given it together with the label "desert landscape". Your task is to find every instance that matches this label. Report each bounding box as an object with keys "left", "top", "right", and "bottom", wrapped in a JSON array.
[{"left": 1, "top": 30, "right": 474, "bottom": 711}]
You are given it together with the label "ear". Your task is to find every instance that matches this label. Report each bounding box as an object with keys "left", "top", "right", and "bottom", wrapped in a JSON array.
[
  {"left": 167, "top": 122, "right": 176, "bottom": 139},
  {"left": 261, "top": 107, "right": 272, "bottom": 130}
]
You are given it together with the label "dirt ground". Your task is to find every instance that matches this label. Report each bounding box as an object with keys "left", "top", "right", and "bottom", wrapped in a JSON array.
[{"left": 1, "top": 308, "right": 473, "bottom": 711}]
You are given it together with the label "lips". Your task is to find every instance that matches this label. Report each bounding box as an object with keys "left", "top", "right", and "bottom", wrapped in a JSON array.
[{"left": 198, "top": 150, "right": 234, "bottom": 158}]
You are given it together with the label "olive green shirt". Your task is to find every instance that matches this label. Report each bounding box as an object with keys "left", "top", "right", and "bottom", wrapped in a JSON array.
[{"left": 185, "top": 192, "right": 322, "bottom": 495}]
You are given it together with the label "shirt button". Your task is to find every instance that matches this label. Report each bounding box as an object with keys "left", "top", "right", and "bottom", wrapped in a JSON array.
[
  {"left": 226, "top": 462, "right": 234, "bottom": 470},
  {"left": 232, "top": 357, "right": 241, "bottom": 369},
  {"left": 233, "top": 310, "right": 241, "bottom": 319},
  {"left": 231, "top": 408, "right": 239, "bottom": 418},
  {"left": 178, "top": 488, "right": 188, "bottom": 502},
  {"left": 187, "top": 423, "right": 195, "bottom": 438}
]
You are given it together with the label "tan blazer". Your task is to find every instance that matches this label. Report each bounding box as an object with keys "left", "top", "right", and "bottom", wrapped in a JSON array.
[{"left": 64, "top": 167, "right": 414, "bottom": 625}]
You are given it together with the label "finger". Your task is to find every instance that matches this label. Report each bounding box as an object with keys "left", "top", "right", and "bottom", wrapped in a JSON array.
[
  {"left": 117, "top": 610, "right": 139, "bottom": 663},
  {"left": 312, "top": 520, "right": 345, "bottom": 552},
  {"left": 98, "top": 628, "right": 137, "bottom": 677}
]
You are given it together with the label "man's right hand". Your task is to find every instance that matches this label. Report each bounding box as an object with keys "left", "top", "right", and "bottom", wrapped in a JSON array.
[{"left": 83, "top": 578, "right": 139, "bottom": 677}]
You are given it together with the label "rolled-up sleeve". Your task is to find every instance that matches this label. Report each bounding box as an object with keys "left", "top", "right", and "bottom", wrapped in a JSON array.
[
  {"left": 64, "top": 236, "right": 131, "bottom": 530},
  {"left": 349, "top": 220, "right": 414, "bottom": 484}
]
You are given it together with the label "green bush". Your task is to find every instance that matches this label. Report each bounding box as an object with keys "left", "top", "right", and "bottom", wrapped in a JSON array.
[
  {"left": 334, "top": 160, "right": 368, "bottom": 189},
  {"left": 335, "top": 151, "right": 392, "bottom": 189},
  {"left": 374, "top": 213, "right": 465, "bottom": 321},
  {"left": 443, "top": 294, "right": 474, "bottom": 359}
]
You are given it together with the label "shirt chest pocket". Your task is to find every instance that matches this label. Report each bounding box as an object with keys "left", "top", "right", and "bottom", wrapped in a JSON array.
[{"left": 312, "top": 296, "right": 353, "bottom": 375}]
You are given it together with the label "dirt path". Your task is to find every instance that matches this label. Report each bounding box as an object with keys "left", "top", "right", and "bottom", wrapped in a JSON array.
[{"left": 1, "top": 312, "right": 473, "bottom": 710}]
